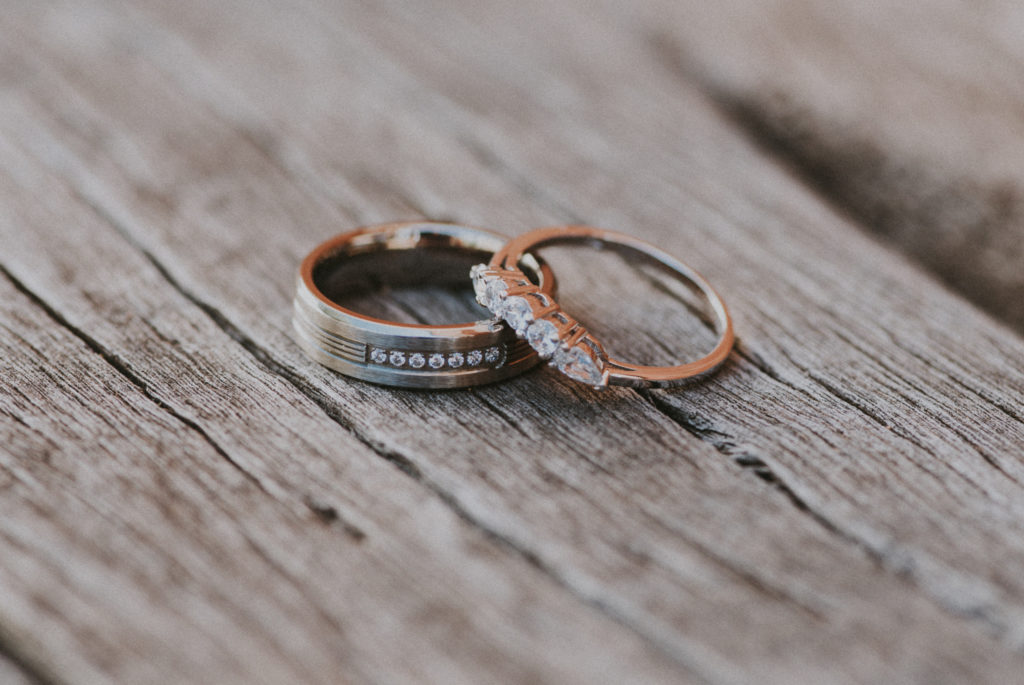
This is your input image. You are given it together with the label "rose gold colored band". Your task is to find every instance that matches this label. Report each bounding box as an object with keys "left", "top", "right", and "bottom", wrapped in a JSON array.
[{"left": 478, "top": 225, "right": 734, "bottom": 389}]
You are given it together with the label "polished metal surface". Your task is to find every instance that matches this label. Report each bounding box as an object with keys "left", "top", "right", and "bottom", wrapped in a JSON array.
[
  {"left": 483, "top": 225, "right": 734, "bottom": 389},
  {"left": 293, "top": 222, "right": 554, "bottom": 388}
]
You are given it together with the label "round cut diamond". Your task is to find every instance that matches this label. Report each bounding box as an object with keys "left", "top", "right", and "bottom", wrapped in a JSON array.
[
  {"left": 466, "top": 349, "right": 483, "bottom": 366},
  {"left": 408, "top": 353, "right": 426, "bottom": 369},
  {"left": 503, "top": 296, "right": 533, "bottom": 335},
  {"left": 448, "top": 352, "right": 465, "bottom": 368},
  {"left": 484, "top": 346, "right": 502, "bottom": 365},
  {"left": 428, "top": 353, "right": 446, "bottom": 369},
  {"left": 484, "top": 279, "right": 509, "bottom": 313},
  {"left": 370, "top": 348, "right": 387, "bottom": 364},
  {"left": 553, "top": 345, "right": 604, "bottom": 386},
  {"left": 526, "top": 319, "right": 560, "bottom": 358},
  {"left": 389, "top": 351, "right": 406, "bottom": 367}
]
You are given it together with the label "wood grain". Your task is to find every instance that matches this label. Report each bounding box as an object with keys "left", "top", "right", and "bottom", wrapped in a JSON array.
[
  {"left": 622, "top": 0, "right": 1024, "bottom": 330},
  {"left": 1, "top": 0, "right": 1023, "bottom": 683}
]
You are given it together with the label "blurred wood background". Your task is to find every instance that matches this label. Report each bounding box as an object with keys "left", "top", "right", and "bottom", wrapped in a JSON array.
[{"left": 2, "top": 1, "right": 1024, "bottom": 683}]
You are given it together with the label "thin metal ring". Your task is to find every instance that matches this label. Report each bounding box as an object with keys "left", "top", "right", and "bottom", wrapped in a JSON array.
[
  {"left": 293, "top": 222, "right": 555, "bottom": 388},
  {"left": 474, "top": 225, "right": 734, "bottom": 389}
]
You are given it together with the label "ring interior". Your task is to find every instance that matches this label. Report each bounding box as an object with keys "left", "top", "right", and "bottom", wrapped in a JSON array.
[
  {"left": 500, "top": 236, "right": 719, "bottom": 336},
  {"left": 312, "top": 235, "right": 543, "bottom": 326}
]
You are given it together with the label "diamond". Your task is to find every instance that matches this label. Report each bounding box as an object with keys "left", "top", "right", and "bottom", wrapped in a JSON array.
[
  {"left": 428, "top": 353, "right": 446, "bottom": 369},
  {"left": 448, "top": 352, "right": 465, "bottom": 368},
  {"left": 526, "top": 319, "right": 560, "bottom": 358},
  {"left": 484, "top": 279, "right": 509, "bottom": 313},
  {"left": 370, "top": 348, "right": 387, "bottom": 364},
  {"left": 484, "top": 346, "right": 502, "bottom": 365},
  {"left": 503, "top": 296, "right": 533, "bottom": 336},
  {"left": 389, "top": 351, "right": 407, "bottom": 367},
  {"left": 470, "top": 264, "right": 491, "bottom": 304},
  {"left": 408, "top": 353, "right": 426, "bottom": 369},
  {"left": 553, "top": 345, "right": 605, "bottom": 386},
  {"left": 466, "top": 349, "right": 483, "bottom": 366}
]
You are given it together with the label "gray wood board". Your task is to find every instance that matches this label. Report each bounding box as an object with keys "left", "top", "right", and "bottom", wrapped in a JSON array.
[
  {"left": 1, "top": 0, "right": 1023, "bottom": 683},
  {"left": 626, "top": 0, "right": 1024, "bottom": 330}
]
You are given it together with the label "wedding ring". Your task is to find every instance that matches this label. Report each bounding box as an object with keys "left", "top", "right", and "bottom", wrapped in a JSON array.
[
  {"left": 473, "top": 225, "right": 734, "bottom": 389},
  {"left": 294, "top": 222, "right": 555, "bottom": 388}
]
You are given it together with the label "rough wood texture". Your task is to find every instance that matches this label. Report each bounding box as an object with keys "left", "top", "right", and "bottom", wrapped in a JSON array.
[
  {"left": 1, "top": 1, "right": 1023, "bottom": 683},
  {"left": 632, "top": 0, "right": 1024, "bottom": 330}
]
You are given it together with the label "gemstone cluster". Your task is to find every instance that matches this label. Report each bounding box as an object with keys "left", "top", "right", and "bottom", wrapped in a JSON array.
[
  {"left": 368, "top": 345, "right": 504, "bottom": 370},
  {"left": 471, "top": 263, "right": 607, "bottom": 387}
]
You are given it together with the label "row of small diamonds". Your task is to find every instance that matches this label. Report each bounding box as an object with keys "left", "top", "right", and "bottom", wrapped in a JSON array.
[{"left": 368, "top": 346, "right": 503, "bottom": 370}]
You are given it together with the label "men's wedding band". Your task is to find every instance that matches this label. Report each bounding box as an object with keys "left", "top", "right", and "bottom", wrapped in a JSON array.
[{"left": 294, "top": 222, "right": 555, "bottom": 388}]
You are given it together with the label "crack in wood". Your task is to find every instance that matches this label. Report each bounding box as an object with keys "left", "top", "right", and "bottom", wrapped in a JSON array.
[
  {"left": 26, "top": 185, "right": 719, "bottom": 677},
  {"left": 0, "top": 264, "right": 267, "bottom": 499},
  {"left": 825, "top": 324, "right": 1024, "bottom": 488},
  {"left": 638, "top": 381, "right": 1024, "bottom": 645},
  {"left": 645, "top": 28, "right": 1024, "bottom": 335},
  {"left": 8, "top": 5, "right": 1024, "bottom": 670},
  {"left": 58, "top": 98, "right": 1024, "bottom": 659},
  {"left": 0, "top": 625, "right": 63, "bottom": 685}
]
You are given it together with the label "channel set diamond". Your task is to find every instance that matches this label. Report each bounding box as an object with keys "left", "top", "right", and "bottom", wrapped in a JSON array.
[
  {"left": 484, "top": 346, "right": 502, "bottom": 364},
  {"left": 369, "top": 346, "right": 504, "bottom": 370}
]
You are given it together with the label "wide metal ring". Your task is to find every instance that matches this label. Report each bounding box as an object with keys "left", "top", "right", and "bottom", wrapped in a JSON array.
[
  {"left": 473, "top": 225, "right": 734, "bottom": 389},
  {"left": 293, "top": 222, "right": 555, "bottom": 388}
]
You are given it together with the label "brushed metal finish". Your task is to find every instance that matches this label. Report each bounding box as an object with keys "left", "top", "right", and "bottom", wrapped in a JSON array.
[{"left": 293, "top": 222, "right": 554, "bottom": 388}]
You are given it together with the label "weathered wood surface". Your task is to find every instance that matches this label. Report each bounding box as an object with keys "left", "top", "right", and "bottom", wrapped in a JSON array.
[
  {"left": 632, "top": 0, "right": 1024, "bottom": 329},
  {"left": 1, "top": 1, "right": 1024, "bottom": 683}
]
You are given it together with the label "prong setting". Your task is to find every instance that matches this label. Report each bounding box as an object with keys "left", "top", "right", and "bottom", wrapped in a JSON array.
[{"left": 471, "top": 265, "right": 607, "bottom": 386}]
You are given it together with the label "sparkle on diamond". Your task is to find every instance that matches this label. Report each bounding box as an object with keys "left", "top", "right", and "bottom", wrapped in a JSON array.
[
  {"left": 526, "top": 319, "right": 560, "bottom": 358},
  {"left": 503, "top": 296, "right": 533, "bottom": 335},
  {"left": 484, "top": 279, "right": 509, "bottom": 313},
  {"left": 484, "top": 346, "right": 502, "bottom": 365},
  {"left": 370, "top": 348, "right": 387, "bottom": 364},
  {"left": 466, "top": 349, "right": 483, "bottom": 366},
  {"left": 408, "top": 353, "right": 426, "bottom": 369},
  {"left": 389, "top": 351, "right": 407, "bottom": 367},
  {"left": 471, "top": 264, "right": 491, "bottom": 304},
  {"left": 448, "top": 352, "right": 465, "bottom": 368},
  {"left": 428, "top": 353, "right": 446, "bottom": 369},
  {"left": 554, "top": 345, "right": 604, "bottom": 386}
]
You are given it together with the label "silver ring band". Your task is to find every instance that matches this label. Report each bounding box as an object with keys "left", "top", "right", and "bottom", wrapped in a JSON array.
[{"left": 293, "top": 222, "right": 555, "bottom": 388}]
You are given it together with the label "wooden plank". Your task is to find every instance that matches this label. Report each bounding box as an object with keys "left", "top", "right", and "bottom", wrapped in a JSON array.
[
  {"left": 1, "top": 0, "right": 1023, "bottom": 682},
  {"left": 617, "top": 0, "right": 1024, "bottom": 330},
  {"left": 0, "top": 177, "right": 690, "bottom": 683},
  {"left": 134, "top": 0, "right": 1024, "bottom": 651},
  {"left": 0, "top": 653, "right": 35, "bottom": 685},
  {"left": 330, "top": 0, "right": 1024, "bottom": 643}
]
